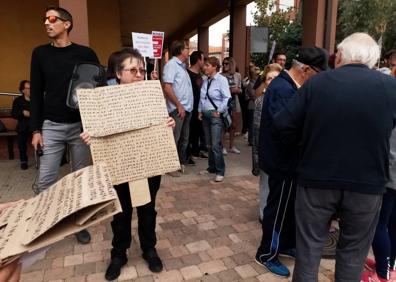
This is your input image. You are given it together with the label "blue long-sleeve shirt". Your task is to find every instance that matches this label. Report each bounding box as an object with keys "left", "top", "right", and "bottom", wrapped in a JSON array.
[{"left": 198, "top": 72, "right": 231, "bottom": 114}]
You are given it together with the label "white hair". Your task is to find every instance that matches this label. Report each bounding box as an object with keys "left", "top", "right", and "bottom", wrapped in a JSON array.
[{"left": 337, "top": 32, "right": 380, "bottom": 68}]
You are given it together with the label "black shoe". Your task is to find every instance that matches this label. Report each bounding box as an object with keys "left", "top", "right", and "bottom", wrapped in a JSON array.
[
  {"left": 142, "top": 249, "right": 163, "bottom": 273},
  {"left": 20, "top": 163, "right": 28, "bottom": 170},
  {"left": 187, "top": 158, "right": 196, "bottom": 166},
  {"left": 105, "top": 256, "right": 128, "bottom": 281},
  {"left": 75, "top": 229, "right": 91, "bottom": 244}
]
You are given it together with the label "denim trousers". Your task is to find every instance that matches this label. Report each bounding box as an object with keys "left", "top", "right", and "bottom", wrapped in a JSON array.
[
  {"left": 169, "top": 110, "right": 191, "bottom": 165},
  {"left": 202, "top": 114, "right": 225, "bottom": 176},
  {"left": 37, "top": 120, "right": 91, "bottom": 193}
]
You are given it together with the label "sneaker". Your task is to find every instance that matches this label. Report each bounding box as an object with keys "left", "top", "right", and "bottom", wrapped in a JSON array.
[
  {"left": 187, "top": 158, "right": 196, "bottom": 166},
  {"left": 105, "top": 255, "right": 128, "bottom": 281},
  {"left": 75, "top": 229, "right": 91, "bottom": 244},
  {"left": 215, "top": 175, "right": 224, "bottom": 182},
  {"left": 361, "top": 270, "right": 390, "bottom": 282},
  {"left": 199, "top": 151, "right": 209, "bottom": 158},
  {"left": 20, "top": 163, "right": 28, "bottom": 170},
  {"left": 222, "top": 148, "right": 228, "bottom": 155},
  {"left": 167, "top": 170, "right": 181, "bottom": 177},
  {"left": 365, "top": 258, "right": 376, "bottom": 272},
  {"left": 229, "top": 146, "right": 240, "bottom": 154},
  {"left": 142, "top": 249, "right": 163, "bottom": 273},
  {"left": 243, "top": 132, "right": 248, "bottom": 140},
  {"left": 255, "top": 255, "right": 290, "bottom": 277},
  {"left": 279, "top": 248, "right": 296, "bottom": 259},
  {"left": 180, "top": 165, "right": 185, "bottom": 173}
]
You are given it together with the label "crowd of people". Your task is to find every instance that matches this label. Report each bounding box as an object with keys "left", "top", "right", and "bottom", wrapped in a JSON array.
[{"left": 2, "top": 4, "right": 396, "bottom": 282}]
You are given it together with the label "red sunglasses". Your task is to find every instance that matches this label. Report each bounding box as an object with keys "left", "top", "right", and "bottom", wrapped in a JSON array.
[{"left": 43, "top": 15, "right": 67, "bottom": 24}]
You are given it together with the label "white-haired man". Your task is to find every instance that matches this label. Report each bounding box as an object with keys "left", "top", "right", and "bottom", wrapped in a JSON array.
[{"left": 272, "top": 33, "right": 396, "bottom": 282}]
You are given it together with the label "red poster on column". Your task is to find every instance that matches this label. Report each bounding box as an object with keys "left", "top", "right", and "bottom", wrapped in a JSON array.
[{"left": 152, "top": 31, "right": 165, "bottom": 59}]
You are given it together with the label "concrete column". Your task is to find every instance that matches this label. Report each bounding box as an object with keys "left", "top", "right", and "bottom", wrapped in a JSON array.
[
  {"left": 324, "top": 0, "right": 338, "bottom": 54},
  {"left": 302, "top": 0, "right": 326, "bottom": 48},
  {"left": 229, "top": 2, "right": 247, "bottom": 77},
  {"left": 198, "top": 27, "right": 209, "bottom": 57},
  {"left": 59, "top": 0, "right": 90, "bottom": 46}
]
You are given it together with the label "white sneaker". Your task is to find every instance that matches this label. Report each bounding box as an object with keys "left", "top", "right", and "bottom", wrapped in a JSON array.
[
  {"left": 243, "top": 132, "right": 248, "bottom": 140},
  {"left": 215, "top": 175, "right": 224, "bottom": 182},
  {"left": 229, "top": 146, "right": 240, "bottom": 154},
  {"left": 222, "top": 148, "right": 228, "bottom": 155},
  {"left": 180, "top": 165, "right": 185, "bottom": 173}
]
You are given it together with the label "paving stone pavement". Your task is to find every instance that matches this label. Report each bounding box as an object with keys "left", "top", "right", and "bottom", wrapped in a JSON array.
[{"left": 0, "top": 137, "right": 378, "bottom": 281}]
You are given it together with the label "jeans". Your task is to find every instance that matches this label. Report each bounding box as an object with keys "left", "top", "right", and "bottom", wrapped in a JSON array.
[
  {"left": 37, "top": 120, "right": 91, "bottom": 193},
  {"left": 372, "top": 188, "right": 396, "bottom": 279},
  {"left": 169, "top": 110, "right": 191, "bottom": 165},
  {"left": 292, "top": 186, "right": 382, "bottom": 282},
  {"left": 111, "top": 176, "right": 161, "bottom": 257},
  {"left": 202, "top": 114, "right": 225, "bottom": 176}
]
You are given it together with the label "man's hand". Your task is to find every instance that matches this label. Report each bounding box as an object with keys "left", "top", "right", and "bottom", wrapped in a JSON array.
[
  {"left": 0, "top": 259, "right": 21, "bottom": 282},
  {"left": 80, "top": 132, "right": 91, "bottom": 145},
  {"left": 198, "top": 112, "right": 203, "bottom": 121},
  {"left": 177, "top": 104, "right": 186, "bottom": 119},
  {"left": 166, "top": 117, "right": 176, "bottom": 128},
  {"left": 23, "top": 110, "right": 30, "bottom": 117},
  {"left": 32, "top": 132, "right": 43, "bottom": 151}
]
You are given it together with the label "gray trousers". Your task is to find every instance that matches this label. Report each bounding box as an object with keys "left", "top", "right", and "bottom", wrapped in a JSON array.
[
  {"left": 36, "top": 120, "right": 91, "bottom": 193},
  {"left": 292, "top": 185, "right": 382, "bottom": 282},
  {"left": 169, "top": 110, "right": 192, "bottom": 165}
]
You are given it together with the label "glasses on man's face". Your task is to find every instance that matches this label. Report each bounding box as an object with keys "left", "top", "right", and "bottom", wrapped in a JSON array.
[
  {"left": 43, "top": 15, "right": 67, "bottom": 24},
  {"left": 122, "top": 68, "right": 147, "bottom": 76}
]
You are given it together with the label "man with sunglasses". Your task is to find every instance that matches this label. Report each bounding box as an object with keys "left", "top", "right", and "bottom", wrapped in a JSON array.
[
  {"left": 30, "top": 6, "right": 99, "bottom": 244},
  {"left": 255, "top": 47, "right": 328, "bottom": 277}
]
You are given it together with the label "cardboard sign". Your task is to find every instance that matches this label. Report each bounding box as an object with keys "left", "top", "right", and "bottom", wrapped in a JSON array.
[
  {"left": 152, "top": 31, "right": 165, "bottom": 59},
  {"left": 132, "top": 32, "right": 154, "bottom": 58}
]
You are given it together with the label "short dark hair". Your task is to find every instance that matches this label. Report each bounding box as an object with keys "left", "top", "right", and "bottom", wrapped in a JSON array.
[
  {"left": 190, "top": 51, "right": 204, "bottom": 66},
  {"left": 170, "top": 40, "right": 186, "bottom": 57},
  {"left": 107, "top": 50, "right": 121, "bottom": 79},
  {"left": 46, "top": 6, "right": 73, "bottom": 33},
  {"left": 206, "top": 56, "right": 221, "bottom": 72},
  {"left": 275, "top": 51, "right": 287, "bottom": 59},
  {"left": 114, "top": 48, "right": 144, "bottom": 82},
  {"left": 18, "top": 80, "right": 29, "bottom": 93}
]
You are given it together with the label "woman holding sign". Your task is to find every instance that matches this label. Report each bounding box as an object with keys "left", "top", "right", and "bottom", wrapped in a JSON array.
[{"left": 80, "top": 48, "right": 175, "bottom": 281}]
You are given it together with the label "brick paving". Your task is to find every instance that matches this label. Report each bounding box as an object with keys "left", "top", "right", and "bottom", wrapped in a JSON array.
[{"left": 0, "top": 137, "right": 380, "bottom": 281}]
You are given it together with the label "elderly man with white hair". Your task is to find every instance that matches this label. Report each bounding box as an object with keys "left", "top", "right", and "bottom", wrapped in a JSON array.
[{"left": 271, "top": 32, "right": 396, "bottom": 282}]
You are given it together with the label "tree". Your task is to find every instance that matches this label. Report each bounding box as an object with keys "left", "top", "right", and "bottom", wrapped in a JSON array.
[
  {"left": 337, "top": 0, "right": 396, "bottom": 54},
  {"left": 252, "top": 0, "right": 302, "bottom": 68}
]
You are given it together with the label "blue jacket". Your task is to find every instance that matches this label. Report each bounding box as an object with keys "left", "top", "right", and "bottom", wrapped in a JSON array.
[
  {"left": 258, "top": 70, "right": 299, "bottom": 178},
  {"left": 274, "top": 64, "right": 396, "bottom": 195}
]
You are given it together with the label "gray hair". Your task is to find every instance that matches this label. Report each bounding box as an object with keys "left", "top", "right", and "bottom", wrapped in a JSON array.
[
  {"left": 291, "top": 59, "right": 304, "bottom": 70},
  {"left": 337, "top": 33, "right": 380, "bottom": 68}
]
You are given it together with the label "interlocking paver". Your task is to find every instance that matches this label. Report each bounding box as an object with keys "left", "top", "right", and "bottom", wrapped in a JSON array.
[{"left": 5, "top": 138, "right": 341, "bottom": 281}]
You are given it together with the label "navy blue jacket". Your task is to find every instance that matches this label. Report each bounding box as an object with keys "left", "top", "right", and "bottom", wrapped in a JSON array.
[
  {"left": 274, "top": 64, "right": 396, "bottom": 195},
  {"left": 258, "top": 70, "right": 299, "bottom": 178}
]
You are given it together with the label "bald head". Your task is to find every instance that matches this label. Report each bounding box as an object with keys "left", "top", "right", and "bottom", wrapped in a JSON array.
[{"left": 336, "top": 33, "right": 380, "bottom": 68}]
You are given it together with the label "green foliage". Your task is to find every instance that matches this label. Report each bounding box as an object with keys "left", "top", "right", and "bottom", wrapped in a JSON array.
[
  {"left": 337, "top": 0, "right": 396, "bottom": 53},
  {"left": 252, "top": 0, "right": 302, "bottom": 68}
]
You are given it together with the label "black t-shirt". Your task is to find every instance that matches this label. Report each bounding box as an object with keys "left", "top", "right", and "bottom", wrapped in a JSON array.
[
  {"left": 30, "top": 43, "right": 99, "bottom": 131},
  {"left": 187, "top": 69, "right": 203, "bottom": 112}
]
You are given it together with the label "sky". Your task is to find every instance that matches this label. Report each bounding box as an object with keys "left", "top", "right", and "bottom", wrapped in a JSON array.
[{"left": 190, "top": 0, "right": 295, "bottom": 47}]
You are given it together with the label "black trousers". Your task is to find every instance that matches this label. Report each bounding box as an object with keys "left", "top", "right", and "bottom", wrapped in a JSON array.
[
  {"left": 188, "top": 110, "right": 206, "bottom": 157},
  {"left": 292, "top": 185, "right": 382, "bottom": 282},
  {"left": 256, "top": 175, "right": 296, "bottom": 261},
  {"left": 111, "top": 175, "right": 161, "bottom": 258},
  {"left": 17, "top": 130, "right": 30, "bottom": 163}
]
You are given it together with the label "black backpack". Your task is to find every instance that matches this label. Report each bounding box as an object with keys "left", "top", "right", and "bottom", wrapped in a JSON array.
[{"left": 66, "top": 62, "right": 106, "bottom": 110}]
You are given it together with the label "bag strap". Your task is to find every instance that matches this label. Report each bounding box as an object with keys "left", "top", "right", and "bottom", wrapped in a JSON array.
[{"left": 205, "top": 78, "right": 218, "bottom": 111}]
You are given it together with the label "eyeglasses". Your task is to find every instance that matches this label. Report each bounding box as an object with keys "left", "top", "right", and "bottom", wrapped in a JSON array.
[
  {"left": 43, "top": 15, "right": 67, "bottom": 24},
  {"left": 122, "top": 68, "right": 147, "bottom": 76}
]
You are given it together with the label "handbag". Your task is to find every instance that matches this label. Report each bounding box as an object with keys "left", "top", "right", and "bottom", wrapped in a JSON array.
[
  {"left": 205, "top": 78, "right": 232, "bottom": 129},
  {"left": 66, "top": 62, "right": 106, "bottom": 109}
]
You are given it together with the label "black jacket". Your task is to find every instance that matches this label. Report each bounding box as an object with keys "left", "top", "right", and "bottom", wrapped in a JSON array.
[
  {"left": 12, "top": 95, "right": 31, "bottom": 133},
  {"left": 274, "top": 64, "right": 396, "bottom": 195}
]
